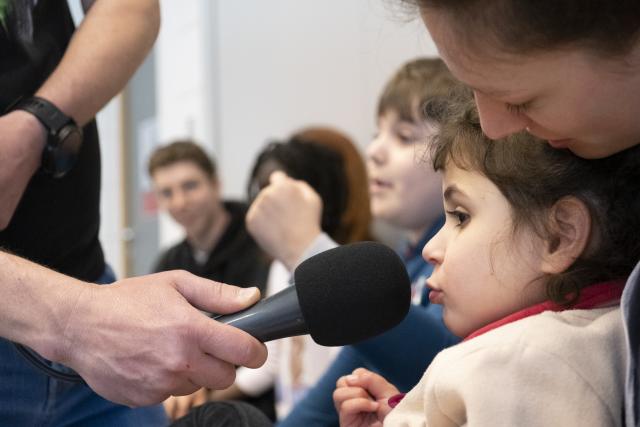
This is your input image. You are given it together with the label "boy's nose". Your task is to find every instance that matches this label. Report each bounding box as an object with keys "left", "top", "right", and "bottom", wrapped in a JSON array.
[{"left": 367, "top": 136, "right": 387, "bottom": 165}]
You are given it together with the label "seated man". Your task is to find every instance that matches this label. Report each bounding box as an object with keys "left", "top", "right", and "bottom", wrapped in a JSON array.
[
  {"left": 148, "top": 140, "right": 274, "bottom": 421},
  {"left": 149, "top": 140, "right": 269, "bottom": 290}
]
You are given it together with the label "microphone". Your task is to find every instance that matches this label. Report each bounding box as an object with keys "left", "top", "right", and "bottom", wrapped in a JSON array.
[{"left": 215, "top": 241, "right": 411, "bottom": 346}]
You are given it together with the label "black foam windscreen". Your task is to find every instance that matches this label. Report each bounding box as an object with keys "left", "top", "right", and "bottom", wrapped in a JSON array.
[{"left": 294, "top": 241, "right": 411, "bottom": 346}]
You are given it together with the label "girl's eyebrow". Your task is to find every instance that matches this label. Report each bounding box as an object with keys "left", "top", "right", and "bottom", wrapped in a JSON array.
[{"left": 443, "top": 184, "right": 469, "bottom": 203}]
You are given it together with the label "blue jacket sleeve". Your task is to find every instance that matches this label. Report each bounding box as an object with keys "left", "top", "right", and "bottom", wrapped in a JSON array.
[
  {"left": 279, "top": 305, "right": 458, "bottom": 426},
  {"left": 277, "top": 346, "right": 362, "bottom": 427},
  {"left": 352, "top": 303, "right": 459, "bottom": 391}
]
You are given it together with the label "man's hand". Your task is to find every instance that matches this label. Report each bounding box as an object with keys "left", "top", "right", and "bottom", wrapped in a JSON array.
[
  {"left": 54, "top": 271, "right": 267, "bottom": 407},
  {"left": 246, "top": 171, "right": 323, "bottom": 270},
  {"left": 0, "top": 111, "right": 46, "bottom": 229}
]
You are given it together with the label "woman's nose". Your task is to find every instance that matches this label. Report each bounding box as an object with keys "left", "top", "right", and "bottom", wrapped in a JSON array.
[{"left": 474, "top": 91, "right": 529, "bottom": 140}]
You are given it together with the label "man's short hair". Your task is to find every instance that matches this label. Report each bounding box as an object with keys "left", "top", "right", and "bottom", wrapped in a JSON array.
[{"left": 148, "top": 140, "right": 217, "bottom": 178}]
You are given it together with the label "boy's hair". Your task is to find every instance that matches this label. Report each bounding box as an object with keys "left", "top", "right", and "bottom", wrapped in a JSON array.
[
  {"left": 402, "top": 0, "right": 640, "bottom": 57},
  {"left": 377, "top": 57, "right": 458, "bottom": 123},
  {"left": 148, "top": 140, "right": 217, "bottom": 178},
  {"left": 428, "top": 90, "right": 640, "bottom": 304},
  {"left": 247, "top": 139, "right": 348, "bottom": 241}
]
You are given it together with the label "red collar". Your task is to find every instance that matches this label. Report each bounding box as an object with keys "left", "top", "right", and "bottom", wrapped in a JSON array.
[{"left": 464, "top": 279, "right": 625, "bottom": 342}]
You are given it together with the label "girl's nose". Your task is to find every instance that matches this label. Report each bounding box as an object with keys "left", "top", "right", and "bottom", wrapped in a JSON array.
[{"left": 422, "top": 228, "right": 444, "bottom": 265}]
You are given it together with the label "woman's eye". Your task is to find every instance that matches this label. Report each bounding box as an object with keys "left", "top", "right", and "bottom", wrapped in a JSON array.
[
  {"left": 506, "top": 101, "right": 530, "bottom": 115},
  {"left": 446, "top": 209, "right": 469, "bottom": 227}
]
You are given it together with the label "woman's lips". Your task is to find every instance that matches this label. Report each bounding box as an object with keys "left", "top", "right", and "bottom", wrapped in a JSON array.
[{"left": 547, "top": 138, "right": 573, "bottom": 149}]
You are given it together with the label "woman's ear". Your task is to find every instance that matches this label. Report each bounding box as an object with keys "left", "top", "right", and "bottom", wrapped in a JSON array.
[{"left": 541, "top": 197, "right": 591, "bottom": 274}]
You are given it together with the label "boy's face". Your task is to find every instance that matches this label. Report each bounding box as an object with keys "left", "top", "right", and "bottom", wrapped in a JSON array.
[
  {"left": 366, "top": 110, "right": 443, "bottom": 233},
  {"left": 152, "top": 161, "right": 221, "bottom": 238},
  {"left": 422, "top": 9, "right": 640, "bottom": 159},
  {"left": 422, "top": 164, "right": 547, "bottom": 338}
]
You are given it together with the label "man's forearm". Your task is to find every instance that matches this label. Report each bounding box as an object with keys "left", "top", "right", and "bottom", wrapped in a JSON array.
[
  {"left": 0, "top": 251, "right": 91, "bottom": 362},
  {"left": 36, "top": 0, "right": 160, "bottom": 125}
]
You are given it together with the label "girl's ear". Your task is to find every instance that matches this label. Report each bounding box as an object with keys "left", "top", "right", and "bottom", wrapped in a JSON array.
[{"left": 541, "top": 197, "right": 591, "bottom": 274}]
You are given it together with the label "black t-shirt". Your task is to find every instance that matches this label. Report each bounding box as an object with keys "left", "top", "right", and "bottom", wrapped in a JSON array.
[{"left": 0, "top": 0, "right": 105, "bottom": 281}]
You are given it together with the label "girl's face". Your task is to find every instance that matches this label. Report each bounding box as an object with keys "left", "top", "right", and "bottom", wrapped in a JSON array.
[
  {"left": 422, "top": 163, "right": 548, "bottom": 338},
  {"left": 421, "top": 10, "right": 640, "bottom": 159},
  {"left": 367, "top": 110, "right": 443, "bottom": 234}
]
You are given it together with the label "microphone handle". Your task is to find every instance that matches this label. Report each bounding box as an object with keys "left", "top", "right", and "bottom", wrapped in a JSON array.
[{"left": 214, "top": 285, "right": 308, "bottom": 342}]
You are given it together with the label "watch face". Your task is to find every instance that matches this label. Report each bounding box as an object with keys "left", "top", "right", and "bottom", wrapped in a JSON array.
[{"left": 43, "top": 125, "right": 83, "bottom": 178}]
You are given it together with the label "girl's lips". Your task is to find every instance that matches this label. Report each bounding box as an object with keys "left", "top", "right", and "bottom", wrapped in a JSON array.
[
  {"left": 426, "top": 280, "right": 443, "bottom": 304},
  {"left": 428, "top": 289, "right": 443, "bottom": 305}
]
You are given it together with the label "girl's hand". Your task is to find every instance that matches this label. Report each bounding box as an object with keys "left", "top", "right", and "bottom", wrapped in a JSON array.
[
  {"left": 333, "top": 368, "right": 400, "bottom": 427},
  {"left": 163, "top": 387, "right": 208, "bottom": 420}
]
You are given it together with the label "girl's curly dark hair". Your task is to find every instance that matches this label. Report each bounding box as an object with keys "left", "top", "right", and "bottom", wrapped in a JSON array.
[{"left": 426, "top": 89, "right": 640, "bottom": 304}]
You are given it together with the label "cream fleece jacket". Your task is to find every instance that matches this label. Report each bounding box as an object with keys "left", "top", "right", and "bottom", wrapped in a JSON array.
[{"left": 385, "top": 306, "right": 625, "bottom": 427}]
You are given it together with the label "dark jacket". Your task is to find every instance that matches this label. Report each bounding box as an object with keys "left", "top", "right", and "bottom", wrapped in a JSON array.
[{"left": 153, "top": 201, "right": 270, "bottom": 294}]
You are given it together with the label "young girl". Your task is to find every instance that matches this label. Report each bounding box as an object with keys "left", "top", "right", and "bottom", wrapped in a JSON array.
[{"left": 334, "top": 94, "right": 640, "bottom": 426}]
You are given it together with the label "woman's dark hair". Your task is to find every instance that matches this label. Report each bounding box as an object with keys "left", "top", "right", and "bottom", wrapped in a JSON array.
[
  {"left": 292, "top": 127, "right": 374, "bottom": 244},
  {"left": 402, "top": 0, "right": 640, "bottom": 57},
  {"left": 247, "top": 138, "right": 348, "bottom": 240},
  {"left": 427, "top": 90, "right": 640, "bottom": 304}
]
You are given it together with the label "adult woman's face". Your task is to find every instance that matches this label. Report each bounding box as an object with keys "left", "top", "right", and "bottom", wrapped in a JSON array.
[{"left": 421, "top": 10, "right": 640, "bottom": 159}]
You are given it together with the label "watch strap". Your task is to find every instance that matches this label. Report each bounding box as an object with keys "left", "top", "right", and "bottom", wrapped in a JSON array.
[{"left": 14, "top": 96, "right": 76, "bottom": 133}]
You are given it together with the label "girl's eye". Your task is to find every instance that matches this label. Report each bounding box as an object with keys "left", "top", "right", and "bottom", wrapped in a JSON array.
[{"left": 446, "top": 209, "right": 470, "bottom": 227}]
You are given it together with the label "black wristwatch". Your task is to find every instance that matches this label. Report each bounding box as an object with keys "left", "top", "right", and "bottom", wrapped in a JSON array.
[{"left": 13, "top": 96, "right": 83, "bottom": 178}]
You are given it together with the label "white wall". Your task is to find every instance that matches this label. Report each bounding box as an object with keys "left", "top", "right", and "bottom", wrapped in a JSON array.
[
  {"left": 97, "top": 99, "right": 125, "bottom": 278},
  {"left": 153, "top": 0, "right": 437, "bottom": 249},
  {"left": 94, "top": 1, "right": 438, "bottom": 270},
  {"left": 68, "top": 2, "right": 126, "bottom": 278}
]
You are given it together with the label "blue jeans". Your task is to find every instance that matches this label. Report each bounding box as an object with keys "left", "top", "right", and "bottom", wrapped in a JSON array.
[{"left": 0, "top": 265, "right": 168, "bottom": 426}]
